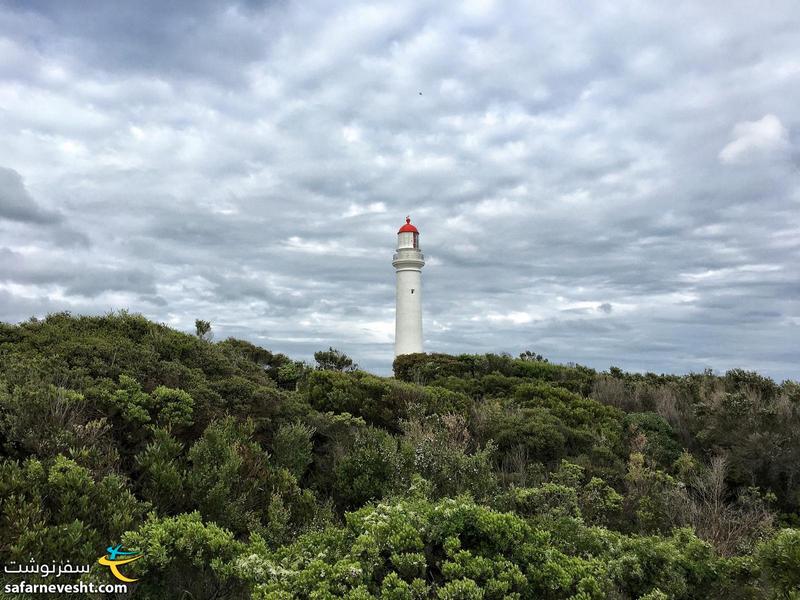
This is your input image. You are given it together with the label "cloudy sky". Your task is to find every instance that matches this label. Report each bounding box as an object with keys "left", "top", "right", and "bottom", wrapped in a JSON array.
[{"left": 1, "top": 1, "right": 798, "bottom": 379}]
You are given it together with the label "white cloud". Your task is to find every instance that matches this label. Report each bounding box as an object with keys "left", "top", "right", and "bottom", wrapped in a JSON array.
[
  {"left": 344, "top": 202, "right": 387, "bottom": 217},
  {"left": 718, "top": 114, "right": 790, "bottom": 164}
]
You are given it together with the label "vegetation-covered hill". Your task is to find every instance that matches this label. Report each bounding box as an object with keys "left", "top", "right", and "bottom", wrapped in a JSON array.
[{"left": 1, "top": 312, "right": 798, "bottom": 598}]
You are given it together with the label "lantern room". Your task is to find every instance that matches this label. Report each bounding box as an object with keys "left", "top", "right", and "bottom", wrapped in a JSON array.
[{"left": 397, "top": 216, "right": 420, "bottom": 249}]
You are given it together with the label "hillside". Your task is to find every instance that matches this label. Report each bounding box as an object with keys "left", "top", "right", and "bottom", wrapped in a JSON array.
[{"left": 0, "top": 312, "right": 798, "bottom": 598}]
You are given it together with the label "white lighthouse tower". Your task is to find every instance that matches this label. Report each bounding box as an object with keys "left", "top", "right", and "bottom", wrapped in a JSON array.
[{"left": 393, "top": 216, "right": 425, "bottom": 356}]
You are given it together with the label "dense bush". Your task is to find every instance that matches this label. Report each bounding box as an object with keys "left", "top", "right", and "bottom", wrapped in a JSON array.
[{"left": 0, "top": 313, "right": 797, "bottom": 598}]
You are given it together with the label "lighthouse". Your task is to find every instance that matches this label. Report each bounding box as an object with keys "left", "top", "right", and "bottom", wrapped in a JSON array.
[{"left": 393, "top": 216, "right": 425, "bottom": 356}]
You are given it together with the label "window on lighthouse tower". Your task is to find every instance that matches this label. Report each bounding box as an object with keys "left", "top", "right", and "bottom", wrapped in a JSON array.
[{"left": 413, "top": 232, "right": 419, "bottom": 248}]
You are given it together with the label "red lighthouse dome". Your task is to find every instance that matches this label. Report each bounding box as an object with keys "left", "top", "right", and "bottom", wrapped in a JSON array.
[{"left": 398, "top": 216, "right": 419, "bottom": 234}]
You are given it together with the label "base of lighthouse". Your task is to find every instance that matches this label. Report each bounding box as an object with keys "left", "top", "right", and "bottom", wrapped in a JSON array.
[{"left": 394, "top": 266, "right": 423, "bottom": 356}]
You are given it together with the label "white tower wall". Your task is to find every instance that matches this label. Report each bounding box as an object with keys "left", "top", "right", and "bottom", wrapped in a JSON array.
[
  {"left": 393, "top": 219, "right": 424, "bottom": 357},
  {"left": 394, "top": 266, "right": 423, "bottom": 355}
]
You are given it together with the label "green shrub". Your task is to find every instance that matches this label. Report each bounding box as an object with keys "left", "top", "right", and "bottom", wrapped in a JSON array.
[
  {"left": 272, "top": 421, "right": 315, "bottom": 480},
  {"left": 123, "top": 511, "right": 247, "bottom": 599},
  {"left": 757, "top": 528, "right": 800, "bottom": 597}
]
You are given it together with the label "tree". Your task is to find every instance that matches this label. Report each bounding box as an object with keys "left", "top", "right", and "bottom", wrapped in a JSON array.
[
  {"left": 272, "top": 422, "right": 315, "bottom": 480},
  {"left": 314, "top": 347, "right": 358, "bottom": 372},
  {"left": 135, "top": 427, "right": 185, "bottom": 512},
  {"left": 122, "top": 512, "right": 246, "bottom": 599},
  {"left": 194, "top": 319, "right": 212, "bottom": 341},
  {"left": 757, "top": 528, "right": 800, "bottom": 597},
  {"left": 519, "top": 350, "right": 548, "bottom": 363},
  {"left": 678, "top": 455, "right": 774, "bottom": 556}
]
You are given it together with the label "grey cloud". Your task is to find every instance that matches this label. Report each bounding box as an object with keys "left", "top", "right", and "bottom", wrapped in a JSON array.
[
  {"left": 0, "top": 1, "right": 798, "bottom": 379},
  {"left": 4, "top": 0, "right": 282, "bottom": 86},
  {"left": 0, "top": 247, "right": 156, "bottom": 297},
  {"left": 0, "top": 167, "right": 60, "bottom": 224},
  {"left": 0, "top": 167, "right": 90, "bottom": 249}
]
